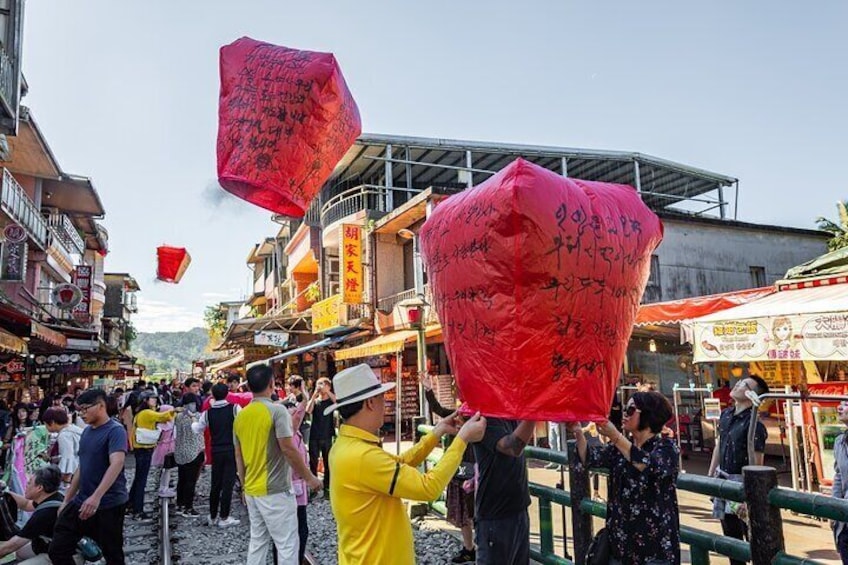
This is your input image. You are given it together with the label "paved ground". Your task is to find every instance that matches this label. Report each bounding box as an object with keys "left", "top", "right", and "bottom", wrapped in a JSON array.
[{"left": 385, "top": 439, "right": 842, "bottom": 565}]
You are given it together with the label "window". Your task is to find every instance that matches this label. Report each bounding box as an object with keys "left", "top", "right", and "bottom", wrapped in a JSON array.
[
  {"left": 643, "top": 255, "right": 662, "bottom": 303},
  {"left": 750, "top": 266, "right": 766, "bottom": 287}
]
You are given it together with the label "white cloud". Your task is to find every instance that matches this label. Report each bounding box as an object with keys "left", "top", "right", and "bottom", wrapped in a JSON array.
[
  {"left": 200, "top": 292, "right": 231, "bottom": 299},
  {"left": 133, "top": 297, "right": 204, "bottom": 333}
]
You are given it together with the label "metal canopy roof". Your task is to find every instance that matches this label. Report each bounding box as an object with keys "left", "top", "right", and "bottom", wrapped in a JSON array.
[{"left": 326, "top": 134, "right": 738, "bottom": 217}]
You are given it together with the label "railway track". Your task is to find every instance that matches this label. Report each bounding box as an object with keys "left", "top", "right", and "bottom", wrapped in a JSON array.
[{"left": 154, "top": 494, "right": 318, "bottom": 565}]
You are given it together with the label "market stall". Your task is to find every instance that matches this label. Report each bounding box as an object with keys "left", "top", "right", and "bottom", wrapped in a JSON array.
[{"left": 684, "top": 274, "right": 848, "bottom": 491}]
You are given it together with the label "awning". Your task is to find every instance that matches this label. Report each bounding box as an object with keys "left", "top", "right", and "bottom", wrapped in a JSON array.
[
  {"left": 248, "top": 330, "right": 362, "bottom": 368},
  {"left": 219, "top": 313, "right": 311, "bottom": 349},
  {"left": 335, "top": 330, "right": 419, "bottom": 361},
  {"left": 30, "top": 322, "right": 67, "bottom": 349},
  {"left": 635, "top": 286, "right": 775, "bottom": 327},
  {"left": 685, "top": 280, "right": 848, "bottom": 363},
  {"left": 0, "top": 328, "right": 26, "bottom": 355},
  {"left": 207, "top": 352, "right": 245, "bottom": 374}
]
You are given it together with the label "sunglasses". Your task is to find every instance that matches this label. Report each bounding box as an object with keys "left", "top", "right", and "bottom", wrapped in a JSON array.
[{"left": 625, "top": 405, "right": 640, "bottom": 417}]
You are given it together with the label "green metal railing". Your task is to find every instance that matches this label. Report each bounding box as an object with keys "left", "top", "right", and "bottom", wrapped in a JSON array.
[{"left": 416, "top": 425, "right": 848, "bottom": 565}]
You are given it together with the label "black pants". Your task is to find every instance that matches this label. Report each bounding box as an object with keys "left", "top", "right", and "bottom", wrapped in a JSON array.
[
  {"left": 308, "top": 437, "right": 332, "bottom": 490},
  {"left": 49, "top": 500, "right": 126, "bottom": 565},
  {"left": 210, "top": 450, "right": 237, "bottom": 520},
  {"left": 128, "top": 448, "right": 153, "bottom": 514},
  {"left": 721, "top": 514, "right": 748, "bottom": 565},
  {"left": 476, "top": 510, "right": 530, "bottom": 564},
  {"left": 297, "top": 504, "right": 308, "bottom": 563},
  {"left": 177, "top": 452, "right": 204, "bottom": 509}
]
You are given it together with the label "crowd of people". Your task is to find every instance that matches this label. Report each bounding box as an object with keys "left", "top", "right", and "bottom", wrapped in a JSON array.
[{"left": 7, "top": 365, "right": 846, "bottom": 565}]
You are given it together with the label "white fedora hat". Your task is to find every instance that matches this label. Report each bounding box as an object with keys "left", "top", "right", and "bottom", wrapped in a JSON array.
[{"left": 323, "top": 363, "right": 395, "bottom": 416}]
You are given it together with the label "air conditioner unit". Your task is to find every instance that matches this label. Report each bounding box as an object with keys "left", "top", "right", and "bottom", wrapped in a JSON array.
[
  {"left": 327, "top": 258, "right": 340, "bottom": 277},
  {"left": 329, "top": 281, "right": 340, "bottom": 296}
]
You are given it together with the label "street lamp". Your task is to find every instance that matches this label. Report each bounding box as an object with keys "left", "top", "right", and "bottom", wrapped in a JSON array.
[{"left": 397, "top": 228, "right": 429, "bottom": 423}]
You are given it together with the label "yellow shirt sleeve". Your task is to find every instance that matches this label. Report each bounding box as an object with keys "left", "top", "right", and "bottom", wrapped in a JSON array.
[
  {"left": 359, "top": 436, "right": 467, "bottom": 502},
  {"left": 393, "top": 431, "right": 440, "bottom": 467}
]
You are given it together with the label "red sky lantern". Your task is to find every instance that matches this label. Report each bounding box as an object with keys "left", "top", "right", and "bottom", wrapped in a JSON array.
[
  {"left": 156, "top": 246, "right": 191, "bottom": 284},
  {"left": 420, "top": 159, "right": 664, "bottom": 422},
  {"left": 216, "top": 37, "right": 361, "bottom": 217}
]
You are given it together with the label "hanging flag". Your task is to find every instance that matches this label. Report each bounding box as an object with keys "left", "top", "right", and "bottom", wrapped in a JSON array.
[
  {"left": 156, "top": 246, "right": 191, "bottom": 284},
  {"left": 216, "top": 37, "right": 361, "bottom": 217},
  {"left": 420, "top": 158, "right": 664, "bottom": 422}
]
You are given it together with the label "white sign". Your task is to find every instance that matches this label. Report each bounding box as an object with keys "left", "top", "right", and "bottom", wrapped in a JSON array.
[
  {"left": 254, "top": 330, "right": 289, "bottom": 347},
  {"left": 693, "top": 313, "right": 848, "bottom": 363},
  {"left": 703, "top": 398, "right": 722, "bottom": 421},
  {"left": 53, "top": 283, "right": 83, "bottom": 310}
]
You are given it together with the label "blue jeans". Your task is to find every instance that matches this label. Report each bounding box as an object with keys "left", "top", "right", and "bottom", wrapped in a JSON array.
[
  {"left": 837, "top": 528, "right": 848, "bottom": 565},
  {"left": 129, "top": 448, "right": 153, "bottom": 513}
]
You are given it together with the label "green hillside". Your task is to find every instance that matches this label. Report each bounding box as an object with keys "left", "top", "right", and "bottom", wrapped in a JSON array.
[{"left": 131, "top": 327, "right": 211, "bottom": 376}]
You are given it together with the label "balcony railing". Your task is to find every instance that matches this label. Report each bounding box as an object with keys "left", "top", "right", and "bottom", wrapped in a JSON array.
[
  {"left": 46, "top": 213, "right": 86, "bottom": 256},
  {"left": 1, "top": 168, "right": 48, "bottom": 249},
  {"left": 340, "top": 302, "right": 372, "bottom": 325},
  {"left": 377, "top": 285, "right": 438, "bottom": 325},
  {"left": 320, "top": 184, "right": 420, "bottom": 228}
]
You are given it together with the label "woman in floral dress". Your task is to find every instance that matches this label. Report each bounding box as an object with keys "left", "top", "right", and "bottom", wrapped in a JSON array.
[{"left": 571, "top": 391, "right": 680, "bottom": 565}]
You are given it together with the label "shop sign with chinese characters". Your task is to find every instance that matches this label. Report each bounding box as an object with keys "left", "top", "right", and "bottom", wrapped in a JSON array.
[
  {"left": 1, "top": 224, "right": 27, "bottom": 282},
  {"left": 33, "top": 354, "right": 82, "bottom": 375},
  {"left": 693, "top": 313, "right": 848, "bottom": 363},
  {"left": 340, "top": 224, "right": 362, "bottom": 304},
  {"left": 254, "top": 330, "right": 289, "bottom": 347},
  {"left": 312, "top": 294, "right": 342, "bottom": 334},
  {"left": 72, "top": 266, "right": 92, "bottom": 323}
]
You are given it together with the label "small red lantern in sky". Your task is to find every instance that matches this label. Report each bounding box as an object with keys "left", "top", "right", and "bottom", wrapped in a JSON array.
[{"left": 156, "top": 246, "right": 191, "bottom": 284}]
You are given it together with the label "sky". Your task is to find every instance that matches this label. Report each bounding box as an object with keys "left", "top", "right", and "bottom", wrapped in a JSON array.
[{"left": 19, "top": 1, "right": 848, "bottom": 332}]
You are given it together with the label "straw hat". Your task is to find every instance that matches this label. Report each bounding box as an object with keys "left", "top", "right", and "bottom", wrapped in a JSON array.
[{"left": 323, "top": 363, "right": 395, "bottom": 416}]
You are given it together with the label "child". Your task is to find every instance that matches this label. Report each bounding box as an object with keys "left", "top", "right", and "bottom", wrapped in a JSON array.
[{"left": 152, "top": 404, "right": 177, "bottom": 498}]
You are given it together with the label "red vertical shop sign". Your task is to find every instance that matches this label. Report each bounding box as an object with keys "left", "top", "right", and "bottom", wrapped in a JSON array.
[{"left": 72, "top": 265, "right": 92, "bottom": 324}]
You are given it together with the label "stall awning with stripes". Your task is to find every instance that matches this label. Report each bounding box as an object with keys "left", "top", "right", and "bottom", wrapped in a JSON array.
[{"left": 335, "top": 330, "right": 419, "bottom": 361}]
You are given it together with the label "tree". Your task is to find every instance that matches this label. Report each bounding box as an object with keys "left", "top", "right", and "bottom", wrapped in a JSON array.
[
  {"left": 816, "top": 201, "right": 848, "bottom": 251},
  {"left": 203, "top": 305, "right": 228, "bottom": 340}
]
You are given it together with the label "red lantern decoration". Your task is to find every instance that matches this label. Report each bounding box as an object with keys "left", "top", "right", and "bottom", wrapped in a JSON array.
[
  {"left": 216, "top": 37, "right": 361, "bottom": 217},
  {"left": 156, "top": 246, "right": 191, "bottom": 284},
  {"left": 420, "top": 159, "right": 664, "bottom": 422}
]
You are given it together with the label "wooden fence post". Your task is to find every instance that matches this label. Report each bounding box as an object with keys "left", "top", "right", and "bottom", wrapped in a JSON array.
[
  {"left": 743, "top": 465, "right": 784, "bottom": 565},
  {"left": 568, "top": 439, "right": 593, "bottom": 565}
]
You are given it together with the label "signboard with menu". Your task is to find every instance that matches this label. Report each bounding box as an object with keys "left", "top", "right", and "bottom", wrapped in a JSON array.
[{"left": 693, "top": 313, "right": 848, "bottom": 363}]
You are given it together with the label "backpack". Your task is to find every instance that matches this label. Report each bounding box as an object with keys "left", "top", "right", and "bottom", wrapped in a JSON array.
[{"left": 33, "top": 500, "right": 102, "bottom": 561}]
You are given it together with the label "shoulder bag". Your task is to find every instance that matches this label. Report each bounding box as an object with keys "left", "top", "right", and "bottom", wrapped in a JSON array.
[{"left": 585, "top": 527, "right": 610, "bottom": 565}]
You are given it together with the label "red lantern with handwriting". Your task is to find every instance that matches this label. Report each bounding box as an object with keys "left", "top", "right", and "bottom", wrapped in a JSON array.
[
  {"left": 420, "top": 159, "right": 664, "bottom": 421},
  {"left": 156, "top": 246, "right": 191, "bottom": 284},
  {"left": 216, "top": 37, "right": 361, "bottom": 217}
]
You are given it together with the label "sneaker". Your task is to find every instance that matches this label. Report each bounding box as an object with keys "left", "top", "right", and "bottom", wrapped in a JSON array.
[
  {"left": 206, "top": 516, "right": 218, "bottom": 527},
  {"left": 183, "top": 508, "right": 200, "bottom": 517},
  {"left": 217, "top": 516, "right": 241, "bottom": 528},
  {"left": 451, "top": 547, "right": 476, "bottom": 563},
  {"left": 136, "top": 512, "right": 152, "bottom": 521}
]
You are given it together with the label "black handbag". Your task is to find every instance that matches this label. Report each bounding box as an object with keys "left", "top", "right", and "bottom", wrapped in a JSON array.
[
  {"left": 455, "top": 462, "right": 474, "bottom": 481},
  {"left": 585, "top": 527, "right": 610, "bottom": 565}
]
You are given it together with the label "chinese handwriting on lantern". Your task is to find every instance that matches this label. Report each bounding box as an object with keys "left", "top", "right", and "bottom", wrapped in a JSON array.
[{"left": 340, "top": 224, "right": 362, "bottom": 304}]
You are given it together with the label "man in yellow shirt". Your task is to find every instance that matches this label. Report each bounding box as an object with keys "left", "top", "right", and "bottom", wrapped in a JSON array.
[
  {"left": 326, "top": 364, "right": 486, "bottom": 565},
  {"left": 234, "top": 364, "right": 321, "bottom": 565}
]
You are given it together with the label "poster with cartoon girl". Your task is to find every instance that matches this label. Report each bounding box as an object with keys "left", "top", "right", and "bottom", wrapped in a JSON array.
[{"left": 772, "top": 317, "right": 794, "bottom": 351}]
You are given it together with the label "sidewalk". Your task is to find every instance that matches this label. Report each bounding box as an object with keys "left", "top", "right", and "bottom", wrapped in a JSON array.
[{"left": 385, "top": 439, "right": 841, "bottom": 564}]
